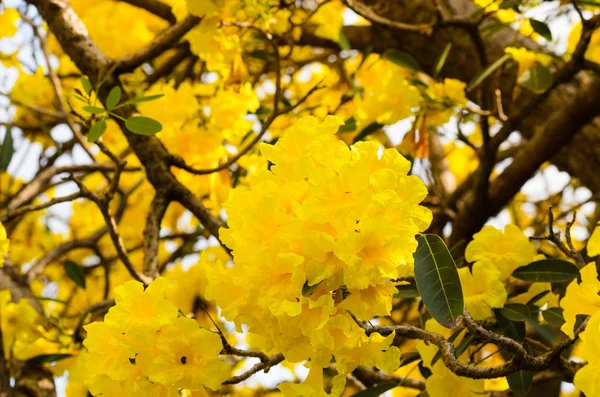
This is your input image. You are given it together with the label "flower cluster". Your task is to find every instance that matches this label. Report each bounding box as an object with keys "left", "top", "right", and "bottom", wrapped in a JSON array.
[
  {"left": 83, "top": 278, "right": 230, "bottom": 396},
  {"left": 205, "top": 115, "right": 432, "bottom": 389},
  {"left": 558, "top": 227, "right": 600, "bottom": 395},
  {"left": 460, "top": 224, "right": 537, "bottom": 320}
]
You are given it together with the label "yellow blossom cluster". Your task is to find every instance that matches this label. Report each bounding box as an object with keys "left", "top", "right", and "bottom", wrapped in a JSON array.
[
  {"left": 461, "top": 224, "right": 537, "bottom": 320},
  {"left": 354, "top": 56, "right": 421, "bottom": 127},
  {"left": 558, "top": 227, "right": 600, "bottom": 395},
  {"left": 505, "top": 47, "right": 553, "bottom": 77},
  {"left": 83, "top": 277, "right": 230, "bottom": 396},
  {"left": 204, "top": 115, "right": 431, "bottom": 391}
]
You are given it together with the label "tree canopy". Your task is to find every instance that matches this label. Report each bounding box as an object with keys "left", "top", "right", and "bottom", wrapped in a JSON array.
[{"left": 1, "top": 0, "right": 600, "bottom": 396}]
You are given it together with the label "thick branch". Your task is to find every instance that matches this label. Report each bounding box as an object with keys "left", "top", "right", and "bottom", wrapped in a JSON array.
[{"left": 115, "top": 15, "right": 200, "bottom": 73}]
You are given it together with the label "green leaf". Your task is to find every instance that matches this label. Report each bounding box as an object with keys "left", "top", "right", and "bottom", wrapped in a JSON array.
[
  {"left": 530, "top": 19, "right": 552, "bottom": 41},
  {"left": 399, "top": 352, "right": 421, "bottom": 367},
  {"left": 106, "top": 86, "right": 122, "bottom": 111},
  {"left": 507, "top": 370, "right": 533, "bottom": 396},
  {"left": 27, "top": 353, "right": 72, "bottom": 365},
  {"left": 80, "top": 77, "right": 92, "bottom": 95},
  {"left": 449, "top": 239, "right": 467, "bottom": 261},
  {"left": 512, "top": 259, "right": 579, "bottom": 283},
  {"left": 454, "top": 332, "right": 476, "bottom": 358},
  {"left": 518, "top": 63, "right": 553, "bottom": 93},
  {"left": 395, "top": 284, "right": 420, "bottom": 299},
  {"left": 433, "top": 43, "right": 452, "bottom": 77},
  {"left": 302, "top": 280, "right": 322, "bottom": 297},
  {"left": 125, "top": 116, "right": 162, "bottom": 136},
  {"left": 579, "top": 0, "right": 600, "bottom": 6},
  {"left": 338, "top": 117, "right": 357, "bottom": 133},
  {"left": 467, "top": 54, "right": 511, "bottom": 92},
  {"left": 0, "top": 126, "right": 14, "bottom": 171},
  {"left": 526, "top": 290, "right": 550, "bottom": 306},
  {"left": 353, "top": 122, "right": 383, "bottom": 143},
  {"left": 543, "top": 307, "right": 566, "bottom": 327},
  {"left": 83, "top": 106, "right": 106, "bottom": 115},
  {"left": 384, "top": 49, "right": 420, "bottom": 71},
  {"left": 121, "top": 94, "right": 165, "bottom": 106},
  {"left": 413, "top": 234, "right": 464, "bottom": 328},
  {"left": 87, "top": 120, "right": 107, "bottom": 143},
  {"left": 339, "top": 30, "right": 351, "bottom": 51},
  {"left": 63, "top": 261, "right": 86, "bottom": 289},
  {"left": 501, "top": 303, "right": 530, "bottom": 322},
  {"left": 350, "top": 383, "right": 397, "bottom": 397},
  {"left": 495, "top": 309, "right": 525, "bottom": 341}
]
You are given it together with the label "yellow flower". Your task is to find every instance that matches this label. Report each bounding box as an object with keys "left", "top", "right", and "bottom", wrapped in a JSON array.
[
  {"left": 588, "top": 225, "right": 600, "bottom": 257},
  {"left": 164, "top": 248, "right": 227, "bottom": 315},
  {"left": 426, "top": 361, "right": 489, "bottom": 397},
  {"left": 209, "top": 115, "right": 430, "bottom": 390},
  {"left": 335, "top": 332, "right": 401, "bottom": 374},
  {"left": 83, "top": 322, "right": 135, "bottom": 381},
  {"left": 459, "top": 262, "right": 507, "bottom": 320},
  {"left": 279, "top": 366, "right": 346, "bottom": 397},
  {"left": 573, "top": 311, "right": 600, "bottom": 396},
  {"left": 0, "top": 290, "right": 39, "bottom": 359},
  {"left": 0, "top": 8, "right": 19, "bottom": 38},
  {"left": 568, "top": 21, "right": 600, "bottom": 64},
  {"left": 505, "top": 47, "right": 552, "bottom": 77},
  {"left": 146, "top": 317, "right": 230, "bottom": 391},
  {"left": 355, "top": 57, "right": 421, "bottom": 127},
  {"left": 0, "top": 221, "right": 8, "bottom": 267},
  {"left": 560, "top": 263, "right": 600, "bottom": 338},
  {"left": 103, "top": 277, "right": 178, "bottom": 333},
  {"left": 187, "top": 18, "right": 240, "bottom": 73},
  {"left": 425, "top": 78, "right": 468, "bottom": 126},
  {"left": 465, "top": 224, "right": 536, "bottom": 280},
  {"left": 311, "top": 1, "right": 345, "bottom": 43}
]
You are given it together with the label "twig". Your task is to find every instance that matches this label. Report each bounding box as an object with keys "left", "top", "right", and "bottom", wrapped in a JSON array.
[{"left": 222, "top": 353, "right": 285, "bottom": 385}]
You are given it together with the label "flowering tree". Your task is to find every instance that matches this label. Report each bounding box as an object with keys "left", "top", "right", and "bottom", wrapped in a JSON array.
[{"left": 1, "top": 0, "right": 600, "bottom": 396}]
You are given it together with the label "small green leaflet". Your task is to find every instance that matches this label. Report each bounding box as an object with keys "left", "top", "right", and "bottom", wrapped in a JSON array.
[
  {"left": 518, "top": 63, "right": 553, "bottom": 93},
  {"left": 413, "top": 234, "right": 464, "bottom": 328},
  {"left": 80, "top": 77, "right": 92, "bottom": 95},
  {"left": 63, "top": 261, "right": 86, "bottom": 289},
  {"left": 512, "top": 259, "right": 579, "bottom": 283},
  {"left": 106, "top": 86, "right": 122, "bottom": 111},
  {"left": 433, "top": 43, "right": 452, "bottom": 77},
  {"left": 507, "top": 370, "right": 533, "bottom": 396},
  {"left": 338, "top": 117, "right": 357, "bottom": 133},
  {"left": 384, "top": 49, "right": 420, "bottom": 71},
  {"left": 120, "top": 94, "right": 165, "bottom": 107},
  {"left": 529, "top": 19, "right": 552, "bottom": 41},
  {"left": 526, "top": 290, "right": 550, "bottom": 306},
  {"left": 467, "top": 54, "right": 511, "bottom": 92},
  {"left": 27, "top": 353, "right": 72, "bottom": 365},
  {"left": 339, "top": 30, "right": 351, "bottom": 50},
  {"left": 87, "top": 120, "right": 108, "bottom": 143},
  {"left": 302, "top": 280, "right": 322, "bottom": 297},
  {"left": 395, "top": 284, "right": 420, "bottom": 299},
  {"left": 500, "top": 303, "right": 530, "bottom": 322},
  {"left": 126, "top": 116, "right": 162, "bottom": 136},
  {"left": 350, "top": 383, "right": 397, "bottom": 397},
  {"left": 83, "top": 106, "right": 106, "bottom": 115},
  {"left": 543, "top": 307, "right": 565, "bottom": 327},
  {"left": 353, "top": 122, "right": 383, "bottom": 143},
  {"left": 0, "top": 126, "right": 15, "bottom": 171},
  {"left": 494, "top": 309, "right": 525, "bottom": 341}
]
